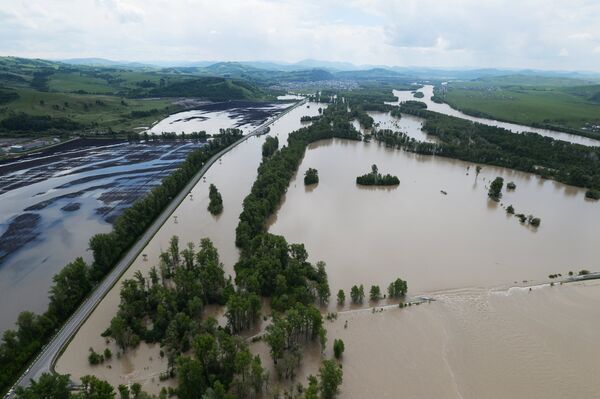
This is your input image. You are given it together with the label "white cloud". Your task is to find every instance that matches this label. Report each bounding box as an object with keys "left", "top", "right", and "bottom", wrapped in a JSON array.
[{"left": 0, "top": 0, "right": 599, "bottom": 70}]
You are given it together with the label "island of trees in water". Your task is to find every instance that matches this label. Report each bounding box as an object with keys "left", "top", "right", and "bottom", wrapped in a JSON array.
[
  {"left": 304, "top": 168, "right": 319, "bottom": 185},
  {"left": 356, "top": 164, "right": 400, "bottom": 186},
  {"left": 207, "top": 184, "right": 223, "bottom": 215}
]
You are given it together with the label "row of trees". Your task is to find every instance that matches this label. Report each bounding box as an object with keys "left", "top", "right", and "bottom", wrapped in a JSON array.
[
  {"left": 234, "top": 102, "right": 360, "bottom": 313},
  {"left": 397, "top": 106, "right": 600, "bottom": 194},
  {"left": 0, "top": 130, "right": 244, "bottom": 396},
  {"left": 337, "top": 278, "right": 407, "bottom": 305}
]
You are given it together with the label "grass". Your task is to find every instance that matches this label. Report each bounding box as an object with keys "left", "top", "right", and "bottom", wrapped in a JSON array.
[
  {"left": 0, "top": 56, "right": 273, "bottom": 136},
  {"left": 0, "top": 87, "right": 174, "bottom": 133},
  {"left": 443, "top": 76, "right": 600, "bottom": 134}
]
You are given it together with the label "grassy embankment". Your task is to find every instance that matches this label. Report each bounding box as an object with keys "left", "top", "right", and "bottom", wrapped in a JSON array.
[{"left": 440, "top": 75, "right": 600, "bottom": 138}]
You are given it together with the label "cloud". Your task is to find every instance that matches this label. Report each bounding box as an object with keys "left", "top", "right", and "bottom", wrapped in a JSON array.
[{"left": 0, "top": 0, "right": 600, "bottom": 70}]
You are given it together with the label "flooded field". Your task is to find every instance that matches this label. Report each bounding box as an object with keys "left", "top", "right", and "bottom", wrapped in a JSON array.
[
  {"left": 55, "top": 100, "right": 323, "bottom": 394},
  {"left": 56, "top": 92, "right": 600, "bottom": 397},
  {"left": 0, "top": 101, "right": 289, "bottom": 332},
  {"left": 268, "top": 135, "right": 599, "bottom": 298},
  {"left": 149, "top": 100, "right": 291, "bottom": 135},
  {"left": 393, "top": 85, "right": 600, "bottom": 147}
]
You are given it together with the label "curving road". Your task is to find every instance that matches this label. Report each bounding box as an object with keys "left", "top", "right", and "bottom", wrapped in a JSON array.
[{"left": 6, "top": 98, "right": 306, "bottom": 398}]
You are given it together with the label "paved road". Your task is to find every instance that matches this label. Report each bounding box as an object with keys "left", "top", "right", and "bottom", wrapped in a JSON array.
[{"left": 6, "top": 98, "right": 306, "bottom": 397}]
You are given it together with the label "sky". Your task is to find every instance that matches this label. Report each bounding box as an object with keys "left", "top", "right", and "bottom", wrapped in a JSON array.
[{"left": 1, "top": 0, "right": 600, "bottom": 71}]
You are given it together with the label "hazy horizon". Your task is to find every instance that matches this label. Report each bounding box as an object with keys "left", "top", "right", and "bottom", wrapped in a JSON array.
[{"left": 2, "top": 0, "right": 600, "bottom": 72}]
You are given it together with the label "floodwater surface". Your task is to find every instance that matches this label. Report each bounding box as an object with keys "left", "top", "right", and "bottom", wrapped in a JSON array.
[
  {"left": 268, "top": 135, "right": 599, "bottom": 298},
  {"left": 57, "top": 92, "right": 600, "bottom": 398},
  {"left": 55, "top": 100, "right": 323, "bottom": 394}
]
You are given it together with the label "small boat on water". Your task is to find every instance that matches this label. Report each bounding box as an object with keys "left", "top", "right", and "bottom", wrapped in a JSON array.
[{"left": 440, "top": 190, "right": 447, "bottom": 195}]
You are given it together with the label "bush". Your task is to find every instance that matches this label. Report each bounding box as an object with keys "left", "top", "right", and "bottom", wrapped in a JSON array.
[
  {"left": 586, "top": 189, "right": 600, "bottom": 200},
  {"left": 333, "top": 339, "right": 345, "bottom": 359}
]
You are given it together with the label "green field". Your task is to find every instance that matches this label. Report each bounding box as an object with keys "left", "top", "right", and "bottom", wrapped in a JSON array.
[
  {"left": 442, "top": 76, "right": 600, "bottom": 136},
  {"left": 0, "top": 57, "right": 271, "bottom": 136}
]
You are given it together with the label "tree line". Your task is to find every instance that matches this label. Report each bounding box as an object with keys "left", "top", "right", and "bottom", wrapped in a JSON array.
[
  {"left": 388, "top": 104, "right": 600, "bottom": 195},
  {"left": 0, "top": 129, "right": 243, "bottom": 396}
]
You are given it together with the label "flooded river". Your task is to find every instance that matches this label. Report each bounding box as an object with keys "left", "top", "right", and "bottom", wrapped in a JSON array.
[
  {"left": 0, "top": 101, "right": 290, "bottom": 333},
  {"left": 57, "top": 91, "right": 600, "bottom": 397},
  {"left": 393, "top": 85, "right": 600, "bottom": 147},
  {"left": 268, "top": 134, "right": 599, "bottom": 298},
  {"left": 314, "top": 280, "right": 600, "bottom": 399},
  {"left": 55, "top": 100, "right": 323, "bottom": 394}
]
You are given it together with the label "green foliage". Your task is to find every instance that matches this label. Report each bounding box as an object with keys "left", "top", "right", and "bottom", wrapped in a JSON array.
[
  {"left": 304, "top": 168, "right": 319, "bottom": 185},
  {"left": 506, "top": 205, "right": 515, "bottom": 214},
  {"left": 350, "top": 285, "right": 365, "bottom": 304},
  {"left": 0, "top": 88, "right": 19, "bottom": 104},
  {"left": 506, "top": 181, "right": 517, "bottom": 190},
  {"left": 387, "top": 278, "right": 408, "bottom": 298},
  {"left": 488, "top": 177, "right": 504, "bottom": 201},
  {"left": 0, "top": 112, "right": 82, "bottom": 133},
  {"left": 402, "top": 100, "right": 427, "bottom": 110},
  {"left": 586, "top": 189, "right": 600, "bottom": 200},
  {"left": 225, "top": 291, "right": 261, "bottom": 333},
  {"left": 333, "top": 339, "right": 345, "bottom": 360},
  {"left": 148, "top": 77, "right": 265, "bottom": 101},
  {"left": 107, "top": 237, "right": 230, "bottom": 352},
  {"left": 369, "top": 285, "right": 381, "bottom": 301},
  {"left": 318, "top": 360, "right": 343, "bottom": 399},
  {"left": 336, "top": 290, "right": 345, "bottom": 305},
  {"left": 265, "top": 303, "right": 324, "bottom": 380},
  {"left": 350, "top": 106, "right": 374, "bottom": 129},
  {"left": 396, "top": 109, "right": 600, "bottom": 192},
  {"left": 261, "top": 136, "right": 279, "bottom": 158},
  {"left": 208, "top": 184, "right": 223, "bottom": 215},
  {"left": 88, "top": 348, "right": 104, "bottom": 365},
  {"left": 356, "top": 164, "right": 400, "bottom": 186},
  {"left": 15, "top": 373, "right": 71, "bottom": 399}
]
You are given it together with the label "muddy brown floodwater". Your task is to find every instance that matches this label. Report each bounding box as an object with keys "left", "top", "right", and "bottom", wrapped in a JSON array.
[
  {"left": 268, "top": 135, "right": 600, "bottom": 298},
  {"left": 55, "top": 101, "right": 324, "bottom": 395},
  {"left": 58, "top": 96, "right": 600, "bottom": 398}
]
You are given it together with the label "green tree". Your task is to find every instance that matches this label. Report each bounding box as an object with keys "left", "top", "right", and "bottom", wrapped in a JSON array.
[
  {"left": 336, "top": 289, "right": 345, "bottom": 305},
  {"left": 319, "top": 360, "right": 343, "bottom": 399},
  {"left": 77, "top": 375, "right": 115, "bottom": 399},
  {"left": 207, "top": 184, "right": 223, "bottom": 215},
  {"left": 369, "top": 285, "right": 381, "bottom": 301},
  {"left": 333, "top": 339, "right": 345, "bottom": 359},
  {"left": 488, "top": 176, "right": 504, "bottom": 201},
  {"left": 15, "top": 373, "right": 70, "bottom": 399}
]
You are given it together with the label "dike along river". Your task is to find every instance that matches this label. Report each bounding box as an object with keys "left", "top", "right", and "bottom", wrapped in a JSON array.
[
  {"left": 0, "top": 101, "right": 289, "bottom": 333},
  {"left": 58, "top": 93, "right": 600, "bottom": 398}
]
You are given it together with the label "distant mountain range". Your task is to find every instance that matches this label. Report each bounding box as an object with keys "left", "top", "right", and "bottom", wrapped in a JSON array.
[{"left": 59, "top": 58, "right": 600, "bottom": 81}]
